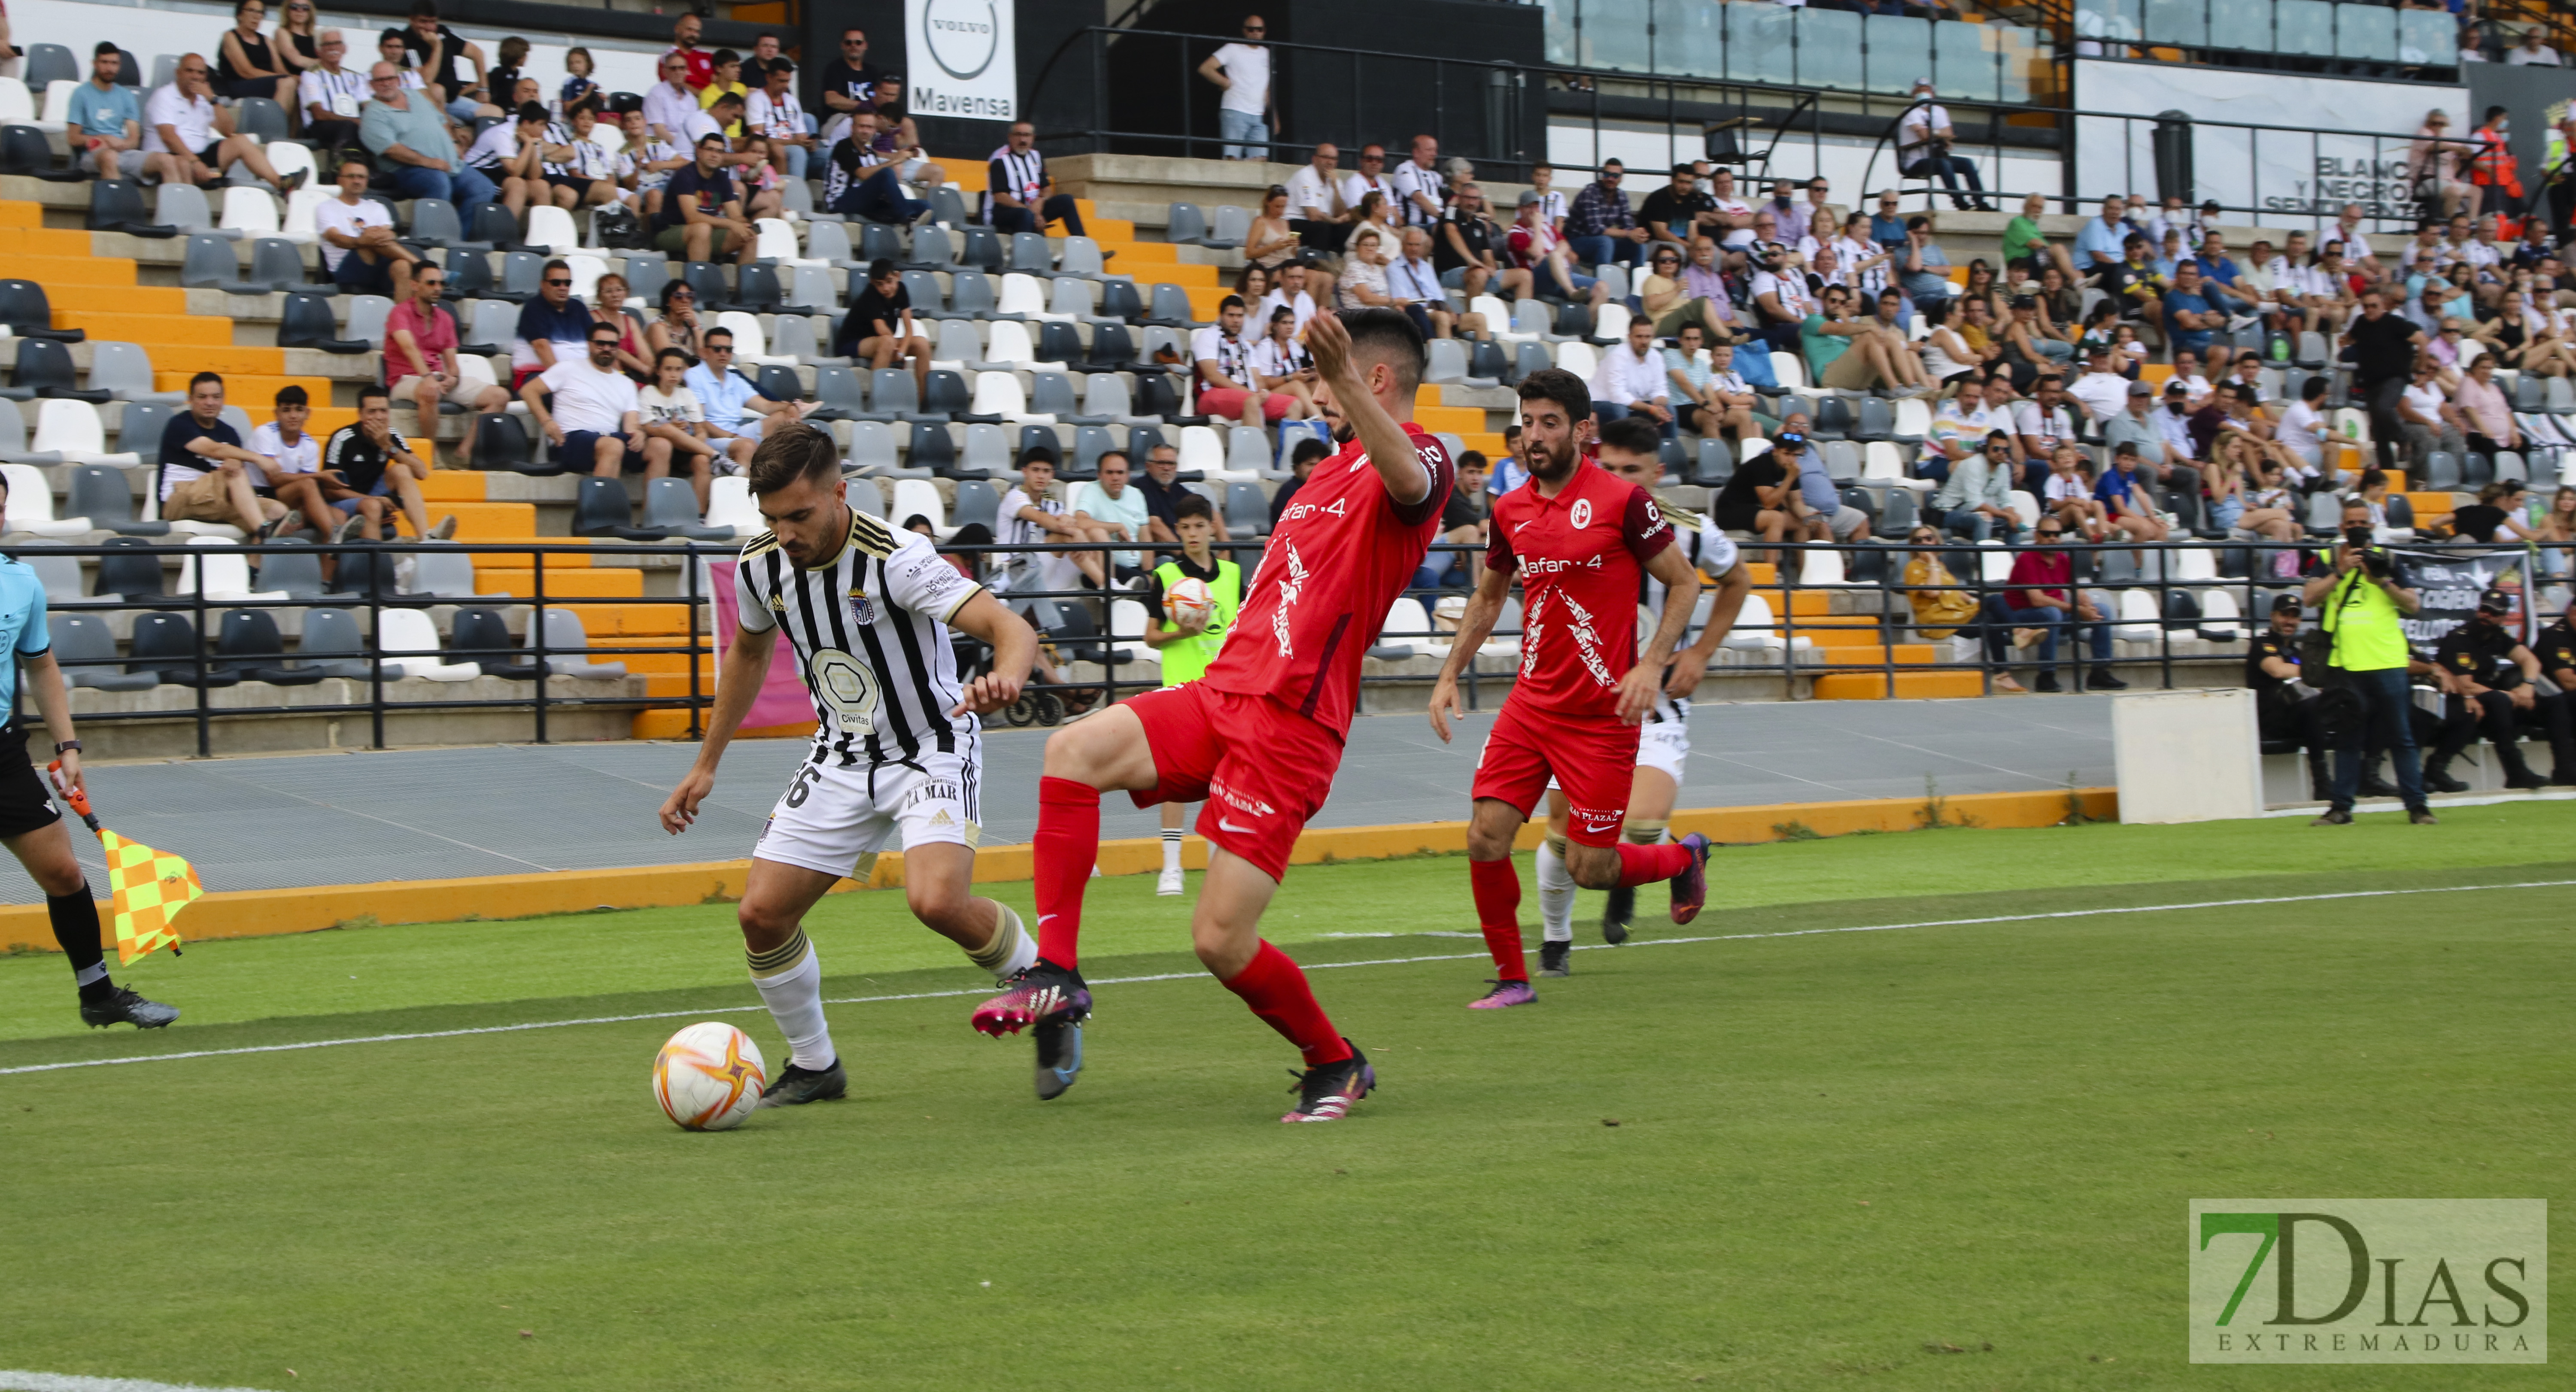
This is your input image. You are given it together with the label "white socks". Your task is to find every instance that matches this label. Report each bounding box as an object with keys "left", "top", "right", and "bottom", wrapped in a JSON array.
[
  {"left": 1161, "top": 828, "right": 1183, "bottom": 874},
  {"left": 747, "top": 928, "right": 836, "bottom": 1072},
  {"left": 1536, "top": 836, "right": 1577, "bottom": 944},
  {"left": 966, "top": 903, "right": 1039, "bottom": 980}
]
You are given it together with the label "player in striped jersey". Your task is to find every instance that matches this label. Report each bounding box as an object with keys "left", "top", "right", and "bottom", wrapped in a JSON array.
[
  {"left": 1530, "top": 418, "right": 1753, "bottom": 968},
  {"left": 657, "top": 426, "right": 1057, "bottom": 1104}
]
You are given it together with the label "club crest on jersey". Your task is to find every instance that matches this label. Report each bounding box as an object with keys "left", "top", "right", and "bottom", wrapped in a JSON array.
[
  {"left": 846, "top": 590, "right": 875, "bottom": 626},
  {"left": 1571, "top": 497, "right": 1593, "bottom": 529}
]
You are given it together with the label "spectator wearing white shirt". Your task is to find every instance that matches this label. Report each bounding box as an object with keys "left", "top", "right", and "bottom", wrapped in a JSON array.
[
  {"left": 146, "top": 53, "right": 302, "bottom": 195},
  {"left": 464, "top": 102, "right": 550, "bottom": 219},
  {"left": 1898, "top": 80, "right": 1990, "bottom": 212},
  {"left": 997, "top": 450, "right": 1109, "bottom": 592},
  {"left": 296, "top": 29, "right": 366, "bottom": 156},
  {"left": 248, "top": 384, "right": 335, "bottom": 540},
  {"left": 1925, "top": 374, "right": 2015, "bottom": 487},
  {"left": 1256, "top": 262, "right": 1319, "bottom": 339},
  {"left": 314, "top": 158, "right": 417, "bottom": 297},
  {"left": 2012, "top": 375, "right": 2080, "bottom": 488},
  {"left": 1389, "top": 134, "right": 1445, "bottom": 228},
  {"left": 1070, "top": 452, "right": 1152, "bottom": 575},
  {"left": 1198, "top": 16, "right": 1273, "bottom": 160},
  {"left": 642, "top": 52, "right": 698, "bottom": 143},
  {"left": 1529, "top": 163, "right": 1569, "bottom": 232},
  {"left": 1287, "top": 143, "right": 1352, "bottom": 252},
  {"left": 1589, "top": 315, "right": 1677, "bottom": 438},
  {"left": 520, "top": 321, "right": 644, "bottom": 476},
  {"left": 2063, "top": 345, "right": 2130, "bottom": 425},
  {"left": 2331, "top": 204, "right": 2379, "bottom": 274},
  {"left": 2507, "top": 30, "right": 2563, "bottom": 66},
  {"left": 744, "top": 59, "right": 812, "bottom": 180}
]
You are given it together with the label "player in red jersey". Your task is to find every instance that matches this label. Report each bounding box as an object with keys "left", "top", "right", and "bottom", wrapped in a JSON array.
[
  {"left": 1427, "top": 367, "right": 1713, "bottom": 1008},
  {"left": 969, "top": 307, "right": 1456, "bottom": 1122}
]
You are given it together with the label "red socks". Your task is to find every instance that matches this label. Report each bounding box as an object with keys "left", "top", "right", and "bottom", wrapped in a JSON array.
[
  {"left": 1615, "top": 840, "right": 1692, "bottom": 886},
  {"left": 1222, "top": 941, "right": 1352, "bottom": 1068},
  {"left": 1470, "top": 856, "right": 1527, "bottom": 982},
  {"left": 1031, "top": 776, "right": 1099, "bottom": 968}
]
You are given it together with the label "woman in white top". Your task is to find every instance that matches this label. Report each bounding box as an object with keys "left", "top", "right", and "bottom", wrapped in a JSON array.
[
  {"left": 1346, "top": 193, "right": 1401, "bottom": 273},
  {"left": 1334, "top": 227, "right": 1394, "bottom": 312},
  {"left": 1917, "top": 299, "right": 1977, "bottom": 390},
  {"left": 636, "top": 347, "right": 718, "bottom": 508},
  {"left": 1248, "top": 304, "right": 1319, "bottom": 417}
]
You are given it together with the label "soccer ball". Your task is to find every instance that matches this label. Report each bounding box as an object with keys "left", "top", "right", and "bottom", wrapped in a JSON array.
[
  {"left": 653, "top": 1022, "right": 766, "bottom": 1131},
  {"left": 1163, "top": 576, "right": 1215, "bottom": 626}
]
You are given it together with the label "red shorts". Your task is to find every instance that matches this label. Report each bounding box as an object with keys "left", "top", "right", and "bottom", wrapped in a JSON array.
[
  {"left": 1194, "top": 386, "right": 1292, "bottom": 422},
  {"left": 1471, "top": 697, "right": 1641, "bottom": 847},
  {"left": 1127, "top": 682, "right": 1344, "bottom": 880}
]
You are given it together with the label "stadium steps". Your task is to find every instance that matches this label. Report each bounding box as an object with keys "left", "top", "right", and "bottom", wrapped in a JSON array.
[{"left": 1813, "top": 671, "right": 1986, "bottom": 700}]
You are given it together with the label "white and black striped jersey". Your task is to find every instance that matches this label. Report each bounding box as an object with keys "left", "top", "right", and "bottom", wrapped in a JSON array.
[
  {"left": 734, "top": 510, "right": 983, "bottom": 768},
  {"left": 1640, "top": 508, "right": 1740, "bottom": 727}
]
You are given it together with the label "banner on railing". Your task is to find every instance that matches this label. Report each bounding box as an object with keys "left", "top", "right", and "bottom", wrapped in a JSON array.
[
  {"left": 709, "top": 560, "right": 820, "bottom": 732},
  {"left": 2392, "top": 545, "right": 2537, "bottom": 648},
  {"left": 908, "top": 0, "right": 1018, "bottom": 121}
]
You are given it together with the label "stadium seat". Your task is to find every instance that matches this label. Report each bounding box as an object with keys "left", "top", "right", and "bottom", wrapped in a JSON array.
[
  {"left": 250, "top": 541, "right": 325, "bottom": 599},
  {"left": 49, "top": 613, "right": 155, "bottom": 691},
  {"left": 959, "top": 226, "right": 1004, "bottom": 273},
  {"left": 573, "top": 477, "right": 671, "bottom": 540},
  {"left": 16, "top": 555, "right": 97, "bottom": 611},
  {"left": 1692, "top": 438, "right": 1734, "bottom": 487},
  {"left": 890, "top": 478, "right": 947, "bottom": 534},
  {"left": 805, "top": 366, "right": 872, "bottom": 423},
  {"left": 1166, "top": 203, "right": 1210, "bottom": 246},
  {"left": 1591, "top": 302, "right": 1632, "bottom": 345},
  {"left": 67, "top": 465, "right": 160, "bottom": 535},
  {"left": 174, "top": 540, "right": 284, "bottom": 602},
  {"left": 217, "top": 188, "right": 282, "bottom": 240},
  {"left": 87, "top": 178, "right": 175, "bottom": 238},
  {"left": 1141, "top": 284, "right": 1196, "bottom": 328},
  {"left": 472, "top": 413, "right": 557, "bottom": 476},
  {"left": 951, "top": 479, "right": 1002, "bottom": 533},
  {"left": 1224, "top": 427, "right": 1272, "bottom": 479},
  {"left": 406, "top": 546, "right": 507, "bottom": 602},
  {"left": 128, "top": 612, "right": 236, "bottom": 687},
  {"left": 4, "top": 340, "right": 105, "bottom": 405},
  {"left": 449, "top": 609, "right": 544, "bottom": 680},
  {"left": 2113, "top": 589, "right": 2161, "bottom": 643},
  {"left": 1036, "top": 321, "right": 1085, "bottom": 369},
  {"left": 293, "top": 608, "right": 374, "bottom": 679},
  {"left": 378, "top": 608, "right": 479, "bottom": 682},
  {"left": 84, "top": 343, "right": 183, "bottom": 405},
  {"left": 925, "top": 370, "right": 979, "bottom": 422},
  {"left": 1554, "top": 342, "right": 1599, "bottom": 380},
  {"left": 2422, "top": 452, "right": 2462, "bottom": 491},
  {"left": 906, "top": 422, "right": 958, "bottom": 474},
  {"left": 2196, "top": 589, "right": 2244, "bottom": 643},
  {"left": 845, "top": 477, "right": 889, "bottom": 519},
  {"left": 641, "top": 479, "right": 734, "bottom": 540},
  {"left": 1225, "top": 481, "right": 1269, "bottom": 535},
  {"left": 214, "top": 609, "right": 322, "bottom": 685},
  {"left": 1097, "top": 281, "right": 1143, "bottom": 323},
  {"left": 1176, "top": 425, "right": 1225, "bottom": 477},
  {"left": 280, "top": 294, "right": 370, "bottom": 353},
  {"left": 526, "top": 610, "right": 627, "bottom": 680}
]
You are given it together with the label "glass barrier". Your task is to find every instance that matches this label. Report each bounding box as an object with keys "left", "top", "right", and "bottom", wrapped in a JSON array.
[
  {"left": 2397, "top": 10, "right": 2454, "bottom": 65},
  {"left": 1864, "top": 15, "right": 1932, "bottom": 96},
  {"left": 2273, "top": 0, "right": 2336, "bottom": 58},
  {"left": 1796, "top": 8, "right": 1867, "bottom": 94},
  {"left": 2338, "top": 5, "right": 2397, "bottom": 62},
  {"left": 2205, "top": 0, "right": 2272, "bottom": 54},
  {"left": 1583, "top": 0, "right": 1652, "bottom": 74},
  {"left": 1996, "top": 24, "right": 2038, "bottom": 104},
  {"left": 1933, "top": 19, "right": 2000, "bottom": 103},
  {"left": 1726, "top": 3, "right": 1795, "bottom": 88},
  {"left": 2075, "top": 0, "right": 2145, "bottom": 44},
  {"left": 1542, "top": 0, "right": 1577, "bottom": 67},
  {"left": 1657, "top": 0, "right": 1725, "bottom": 81},
  {"left": 2142, "top": 0, "right": 2207, "bottom": 48}
]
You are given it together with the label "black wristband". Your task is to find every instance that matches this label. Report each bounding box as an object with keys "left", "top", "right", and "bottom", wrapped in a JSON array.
[{"left": 53, "top": 740, "right": 80, "bottom": 754}]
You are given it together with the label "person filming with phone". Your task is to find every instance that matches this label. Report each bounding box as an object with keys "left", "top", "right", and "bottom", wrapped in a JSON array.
[{"left": 2303, "top": 498, "right": 2435, "bottom": 825}]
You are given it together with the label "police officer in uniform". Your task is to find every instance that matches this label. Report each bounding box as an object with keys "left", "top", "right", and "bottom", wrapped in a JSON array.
[
  {"left": 2247, "top": 594, "right": 2335, "bottom": 799},
  {"left": 1139, "top": 493, "right": 1242, "bottom": 896},
  {"left": 2424, "top": 588, "right": 2572, "bottom": 791},
  {"left": 0, "top": 473, "right": 179, "bottom": 1027}
]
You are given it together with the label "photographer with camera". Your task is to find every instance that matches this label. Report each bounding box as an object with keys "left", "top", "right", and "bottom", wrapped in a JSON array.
[
  {"left": 2246, "top": 594, "right": 2334, "bottom": 800},
  {"left": 2422, "top": 589, "right": 2573, "bottom": 792},
  {"left": 2302, "top": 500, "right": 2436, "bottom": 825}
]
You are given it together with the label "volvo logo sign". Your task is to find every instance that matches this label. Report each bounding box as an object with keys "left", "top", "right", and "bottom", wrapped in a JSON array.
[{"left": 910, "top": 0, "right": 1017, "bottom": 120}]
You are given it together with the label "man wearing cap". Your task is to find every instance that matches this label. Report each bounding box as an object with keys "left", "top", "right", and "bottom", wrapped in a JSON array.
[
  {"left": 2064, "top": 343, "right": 2131, "bottom": 424},
  {"left": 2246, "top": 594, "right": 2336, "bottom": 800},
  {"left": 2423, "top": 589, "right": 2571, "bottom": 792},
  {"left": 1897, "top": 80, "right": 1990, "bottom": 212}
]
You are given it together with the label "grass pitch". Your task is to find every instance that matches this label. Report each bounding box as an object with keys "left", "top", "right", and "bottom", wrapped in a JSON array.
[{"left": 2, "top": 805, "right": 2570, "bottom": 1390}]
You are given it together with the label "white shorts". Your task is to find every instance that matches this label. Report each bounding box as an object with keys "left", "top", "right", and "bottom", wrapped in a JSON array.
[{"left": 753, "top": 743, "right": 982, "bottom": 881}]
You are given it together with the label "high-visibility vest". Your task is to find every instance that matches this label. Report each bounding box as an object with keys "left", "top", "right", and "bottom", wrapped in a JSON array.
[{"left": 1152, "top": 556, "right": 1241, "bottom": 686}]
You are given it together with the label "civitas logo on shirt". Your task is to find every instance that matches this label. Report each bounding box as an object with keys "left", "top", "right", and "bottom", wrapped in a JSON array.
[{"left": 922, "top": 0, "right": 1001, "bottom": 81}]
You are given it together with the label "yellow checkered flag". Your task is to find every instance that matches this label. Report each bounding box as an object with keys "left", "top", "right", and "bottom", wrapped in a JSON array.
[
  {"left": 99, "top": 829, "right": 202, "bottom": 964},
  {"left": 47, "top": 760, "right": 200, "bottom": 965}
]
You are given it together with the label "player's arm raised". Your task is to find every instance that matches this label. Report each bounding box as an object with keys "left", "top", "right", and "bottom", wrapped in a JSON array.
[
  {"left": 1667, "top": 553, "right": 1752, "bottom": 700},
  {"left": 1622, "top": 542, "right": 1700, "bottom": 723},
  {"left": 944, "top": 588, "right": 1037, "bottom": 715},
  {"left": 1307, "top": 309, "right": 1431, "bottom": 507},
  {"left": 1428, "top": 561, "right": 1513, "bottom": 744},
  {"left": 659, "top": 622, "right": 777, "bottom": 835}
]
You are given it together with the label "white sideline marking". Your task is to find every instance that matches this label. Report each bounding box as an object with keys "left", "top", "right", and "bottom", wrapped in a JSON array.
[
  {"left": 5, "top": 878, "right": 2571, "bottom": 1079},
  {"left": 1, "top": 1372, "right": 282, "bottom": 1392}
]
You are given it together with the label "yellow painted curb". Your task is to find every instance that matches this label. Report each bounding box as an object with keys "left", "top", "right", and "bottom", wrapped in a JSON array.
[{"left": 0, "top": 788, "right": 2114, "bottom": 952}]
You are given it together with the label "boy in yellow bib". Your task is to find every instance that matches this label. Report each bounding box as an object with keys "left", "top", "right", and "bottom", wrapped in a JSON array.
[{"left": 1140, "top": 494, "right": 1243, "bottom": 894}]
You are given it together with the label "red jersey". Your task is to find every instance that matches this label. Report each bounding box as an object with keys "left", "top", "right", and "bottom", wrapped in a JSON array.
[
  {"left": 1203, "top": 423, "right": 1455, "bottom": 737},
  {"left": 1487, "top": 462, "right": 1674, "bottom": 718}
]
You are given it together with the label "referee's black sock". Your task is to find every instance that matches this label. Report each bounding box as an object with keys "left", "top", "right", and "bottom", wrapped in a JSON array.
[{"left": 49, "top": 882, "right": 112, "bottom": 1004}]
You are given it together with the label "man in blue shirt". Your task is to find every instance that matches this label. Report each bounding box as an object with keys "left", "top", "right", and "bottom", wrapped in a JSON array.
[
  {"left": 2161, "top": 259, "right": 2219, "bottom": 359},
  {"left": 0, "top": 472, "right": 179, "bottom": 1028},
  {"left": 1868, "top": 188, "right": 1907, "bottom": 253},
  {"left": 2072, "top": 194, "right": 2128, "bottom": 282},
  {"left": 683, "top": 326, "right": 808, "bottom": 470},
  {"left": 68, "top": 42, "right": 146, "bottom": 179}
]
